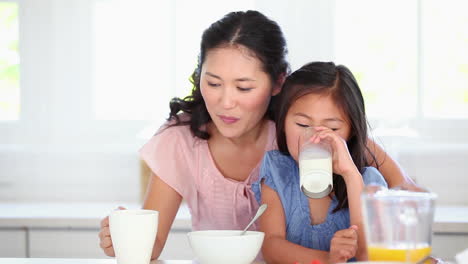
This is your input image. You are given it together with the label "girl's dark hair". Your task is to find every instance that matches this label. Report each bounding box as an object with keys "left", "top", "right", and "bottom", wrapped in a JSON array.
[
  {"left": 275, "top": 61, "right": 378, "bottom": 212},
  {"left": 167, "top": 10, "right": 289, "bottom": 139}
]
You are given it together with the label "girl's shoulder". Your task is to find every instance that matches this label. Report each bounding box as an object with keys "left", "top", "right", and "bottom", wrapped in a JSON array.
[
  {"left": 259, "top": 150, "right": 298, "bottom": 187},
  {"left": 361, "top": 166, "right": 388, "bottom": 188},
  {"left": 253, "top": 150, "right": 299, "bottom": 205},
  {"left": 263, "top": 150, "right": 295, "bottom": 167}
]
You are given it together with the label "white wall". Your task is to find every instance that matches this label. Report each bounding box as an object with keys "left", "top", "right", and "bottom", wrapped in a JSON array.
[{"left": 0, "top": 145, "right": 140, "bottom": 203}]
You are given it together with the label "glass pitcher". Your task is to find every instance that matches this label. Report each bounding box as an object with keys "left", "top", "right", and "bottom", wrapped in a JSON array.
[{"left": 361, "top": 186, "right": 437, "bottom": 263}]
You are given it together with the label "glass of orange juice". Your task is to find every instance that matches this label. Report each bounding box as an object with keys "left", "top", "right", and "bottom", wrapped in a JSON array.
[{"left": 361, "top": 186, "right": 437, "bottom": 263}]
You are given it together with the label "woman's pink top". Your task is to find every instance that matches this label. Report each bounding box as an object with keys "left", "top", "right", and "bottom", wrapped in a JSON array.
[{"left": 139, "top": 120, "right": 276, "bottom": 231}]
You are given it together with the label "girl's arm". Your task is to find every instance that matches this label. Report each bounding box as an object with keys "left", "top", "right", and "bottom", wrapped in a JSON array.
[
  {"left": 260, "top": 183, "right": 330, "bottom": 264},
  {"left": 341, "top": 167, "right": 367, "bottom": 261},
  {"left": 313, "top": 127, "right": 368, "bottom": 261},
  {"left": 143, "top": 172, "right": 183, "bottom": 260},
  {"left": 366, "top": 139, "right": 424, "bottom": 191}
]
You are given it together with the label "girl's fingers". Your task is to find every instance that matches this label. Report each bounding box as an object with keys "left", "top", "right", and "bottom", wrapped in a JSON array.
[
  {"left": 333, "top": 228, "right": 358, "bottom": 241},
  {"left": 308, "top": 134, "right": 317, "bottom": 143},
  {"left": 331, "top": 237, "right": 358, "bottom": 246},
  {"left": 339, "top": 227, "right": 358, "bottom": 239},
  {"left": 339, "top": 248, "right": 353, "bottom": 260}
]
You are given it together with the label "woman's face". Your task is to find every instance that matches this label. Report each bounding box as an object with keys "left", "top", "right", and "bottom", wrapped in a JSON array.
[
  {"left": 200, "top": 45, "right": 281, "bottom": 139},
  {"left": 285, "top": 92, "right": 352, "bottom": 162}
]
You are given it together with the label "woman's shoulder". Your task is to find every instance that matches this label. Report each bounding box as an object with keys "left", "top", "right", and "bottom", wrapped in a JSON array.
[
  {"left": 140, "top": 115, "right": 204, "bottom": 156},
  {"left": 155, "top": 114, "right": 200, "bottom": 140},
  {"left": 156, "top": 121, "right": 192, "bottom": 138}
]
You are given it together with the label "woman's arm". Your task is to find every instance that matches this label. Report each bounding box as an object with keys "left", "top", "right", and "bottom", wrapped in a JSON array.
[
  {"left": 366, "top": 138, "right": 424, "bottom": 191},
  {"left": 142, "top": 172, "right": 182, "bottom": 260},
  {"left": 260, "top": 183, "right": 330, "bottom": 264}
]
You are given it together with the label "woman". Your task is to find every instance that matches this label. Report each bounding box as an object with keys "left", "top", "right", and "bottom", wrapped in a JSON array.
[{"left": 98, "top": 10, "right": 416, "bottom": 260}]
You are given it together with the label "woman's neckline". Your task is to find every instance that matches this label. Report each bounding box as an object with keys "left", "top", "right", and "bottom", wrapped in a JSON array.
[{"left": 204, "top": 119, "right": 275, "bottom": 184}]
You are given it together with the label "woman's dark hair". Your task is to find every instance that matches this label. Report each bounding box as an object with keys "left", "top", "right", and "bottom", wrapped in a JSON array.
[
  {"left": 167, "top": 10, "right": 289, "bottom": 139},
  {"left": 275, "top": 61, "right": 379, "bottom": 212}
]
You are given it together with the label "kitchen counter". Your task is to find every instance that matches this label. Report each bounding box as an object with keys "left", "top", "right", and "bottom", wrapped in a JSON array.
[
  {"left": 0, "top": 202, "right": 191, "bottom": 230},
  {"left": 0, "top": 203, "right": 467, "bottom": 233},
  {"left": 0, "top": 259, "right": 206, "bottom": 264},
  {"left": 433, "top": 206, "right": 468, "bottom": 233},
  {"left": 0, "top": 203, "right": 467, "bottom": 260},
  {"left": 0, "top": 203, "right": 193, "bottom": 259}
]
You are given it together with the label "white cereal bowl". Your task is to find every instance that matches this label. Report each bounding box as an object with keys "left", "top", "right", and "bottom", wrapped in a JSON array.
[{"left": 187, "top": 230, "right": 264, "bottom": 264}]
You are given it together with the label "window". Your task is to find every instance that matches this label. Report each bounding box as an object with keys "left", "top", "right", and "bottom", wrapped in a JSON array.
[
  {"left": 93, "top": 0, "right": 174, "bottom": 121},
  {"left": 334, "top": 0, "right": 468, "bottom": 122},
  {"left": 0, "top": 1, "right": 19, "bottom": 121},
  {"left": 421, "top": 1, "right": 468, "bottom": 118},
  {"left": 93, "top": 0, "right": 255, "bottom": 122}
]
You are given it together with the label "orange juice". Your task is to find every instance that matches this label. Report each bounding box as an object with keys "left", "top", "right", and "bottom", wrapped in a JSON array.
[{"left": 368, "top": 244, "right": 431, "bottom": 262}]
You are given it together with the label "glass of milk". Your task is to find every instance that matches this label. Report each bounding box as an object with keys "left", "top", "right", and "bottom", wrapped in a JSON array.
[{"left": 298, "top": 127, "right": 333, "bottom": 199}]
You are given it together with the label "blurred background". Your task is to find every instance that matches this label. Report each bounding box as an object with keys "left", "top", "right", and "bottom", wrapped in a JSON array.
[{"left": 0, "top": 0, "right": 467, "bottom": 260}]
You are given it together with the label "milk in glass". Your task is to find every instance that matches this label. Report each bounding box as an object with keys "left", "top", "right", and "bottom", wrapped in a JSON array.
[{"left": 299, "top": 139, "right": 333, "bottom": 199}]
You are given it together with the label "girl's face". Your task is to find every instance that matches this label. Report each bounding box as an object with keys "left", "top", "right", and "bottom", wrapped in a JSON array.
[
  {"left": 285, "top": 92, "right": 352, "bottom": 162},
  {"left": 200, "top": 45, "right": 281, "bottom": 139}
]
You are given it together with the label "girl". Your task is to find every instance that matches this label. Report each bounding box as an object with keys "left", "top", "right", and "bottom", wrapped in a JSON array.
[{"left": 253, "top": 62, "right": 388, "bottom": 264}]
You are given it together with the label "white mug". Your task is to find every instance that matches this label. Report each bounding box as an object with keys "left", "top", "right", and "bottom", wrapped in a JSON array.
[{"left": 109, "top": 209, "right": 158, "bottom": 264}]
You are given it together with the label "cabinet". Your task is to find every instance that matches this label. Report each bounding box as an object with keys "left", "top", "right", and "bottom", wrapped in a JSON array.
[
  {"left": 160, "top": 231, "right": 194, "bottom": 260},
  {"left": 432, "top": 233, "right": 468, "bottom": 260},
  {"left": 29, "top": 229, "right": 104, "bottom": 258},
  {"left": 0, "top": 229, "right": 27, "bottom": 257},
  {"left": 0, "top": 228, "right": 192, "bottom": 259},
  {"left": 1, "top": 203, "right": 467, "bottom": 260}
]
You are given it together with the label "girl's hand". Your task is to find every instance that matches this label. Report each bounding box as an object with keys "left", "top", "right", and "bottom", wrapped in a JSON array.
[
  {"left": 309, "top": 126, "right": 358, "bottom": 178},
  {"left": 329, "top": 225, "right": 359, "bottom": 264}
]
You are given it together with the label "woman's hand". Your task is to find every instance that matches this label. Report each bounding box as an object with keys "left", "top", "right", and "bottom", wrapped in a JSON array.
[
  {"left": 328, "top": 225, "right": 359, "bottom": 264},
  {"left": 310, "top": 126, "right": 358, "bottom": 178},
  {"left": 98, "top": 206, "right": 126, "bottom": 256}
]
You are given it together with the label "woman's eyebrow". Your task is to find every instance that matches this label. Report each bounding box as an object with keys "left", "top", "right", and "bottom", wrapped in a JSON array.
[
  {"left": 205, "top": 72, "right": 256, "bottom": 82},
  {"left": 235, "top": 77, "right": 256, "bottom": 82},
  {"left": 205, "top": 72, "right": 221, "bottom": 80}
]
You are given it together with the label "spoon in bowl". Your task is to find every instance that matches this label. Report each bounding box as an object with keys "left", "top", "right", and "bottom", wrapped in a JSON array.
[{"left": 240, "top": 204, "right": 268, "bottom": 235}]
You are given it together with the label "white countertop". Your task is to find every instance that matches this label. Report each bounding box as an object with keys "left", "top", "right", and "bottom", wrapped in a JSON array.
[
  {"left": 433, "top": 206, "right": 468, "bottom": 233},
  {"left": 0, "top": 259, "right": 264, "bottom": 264},
  {"left": 0, "top": 203, "right": 467, "bottom": 233},
  {"left": 0, "top": 259, "right": 194, "bottom": 264},
  {"left": 0, "top": 202, "right": 191, "bottom": 230}
]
